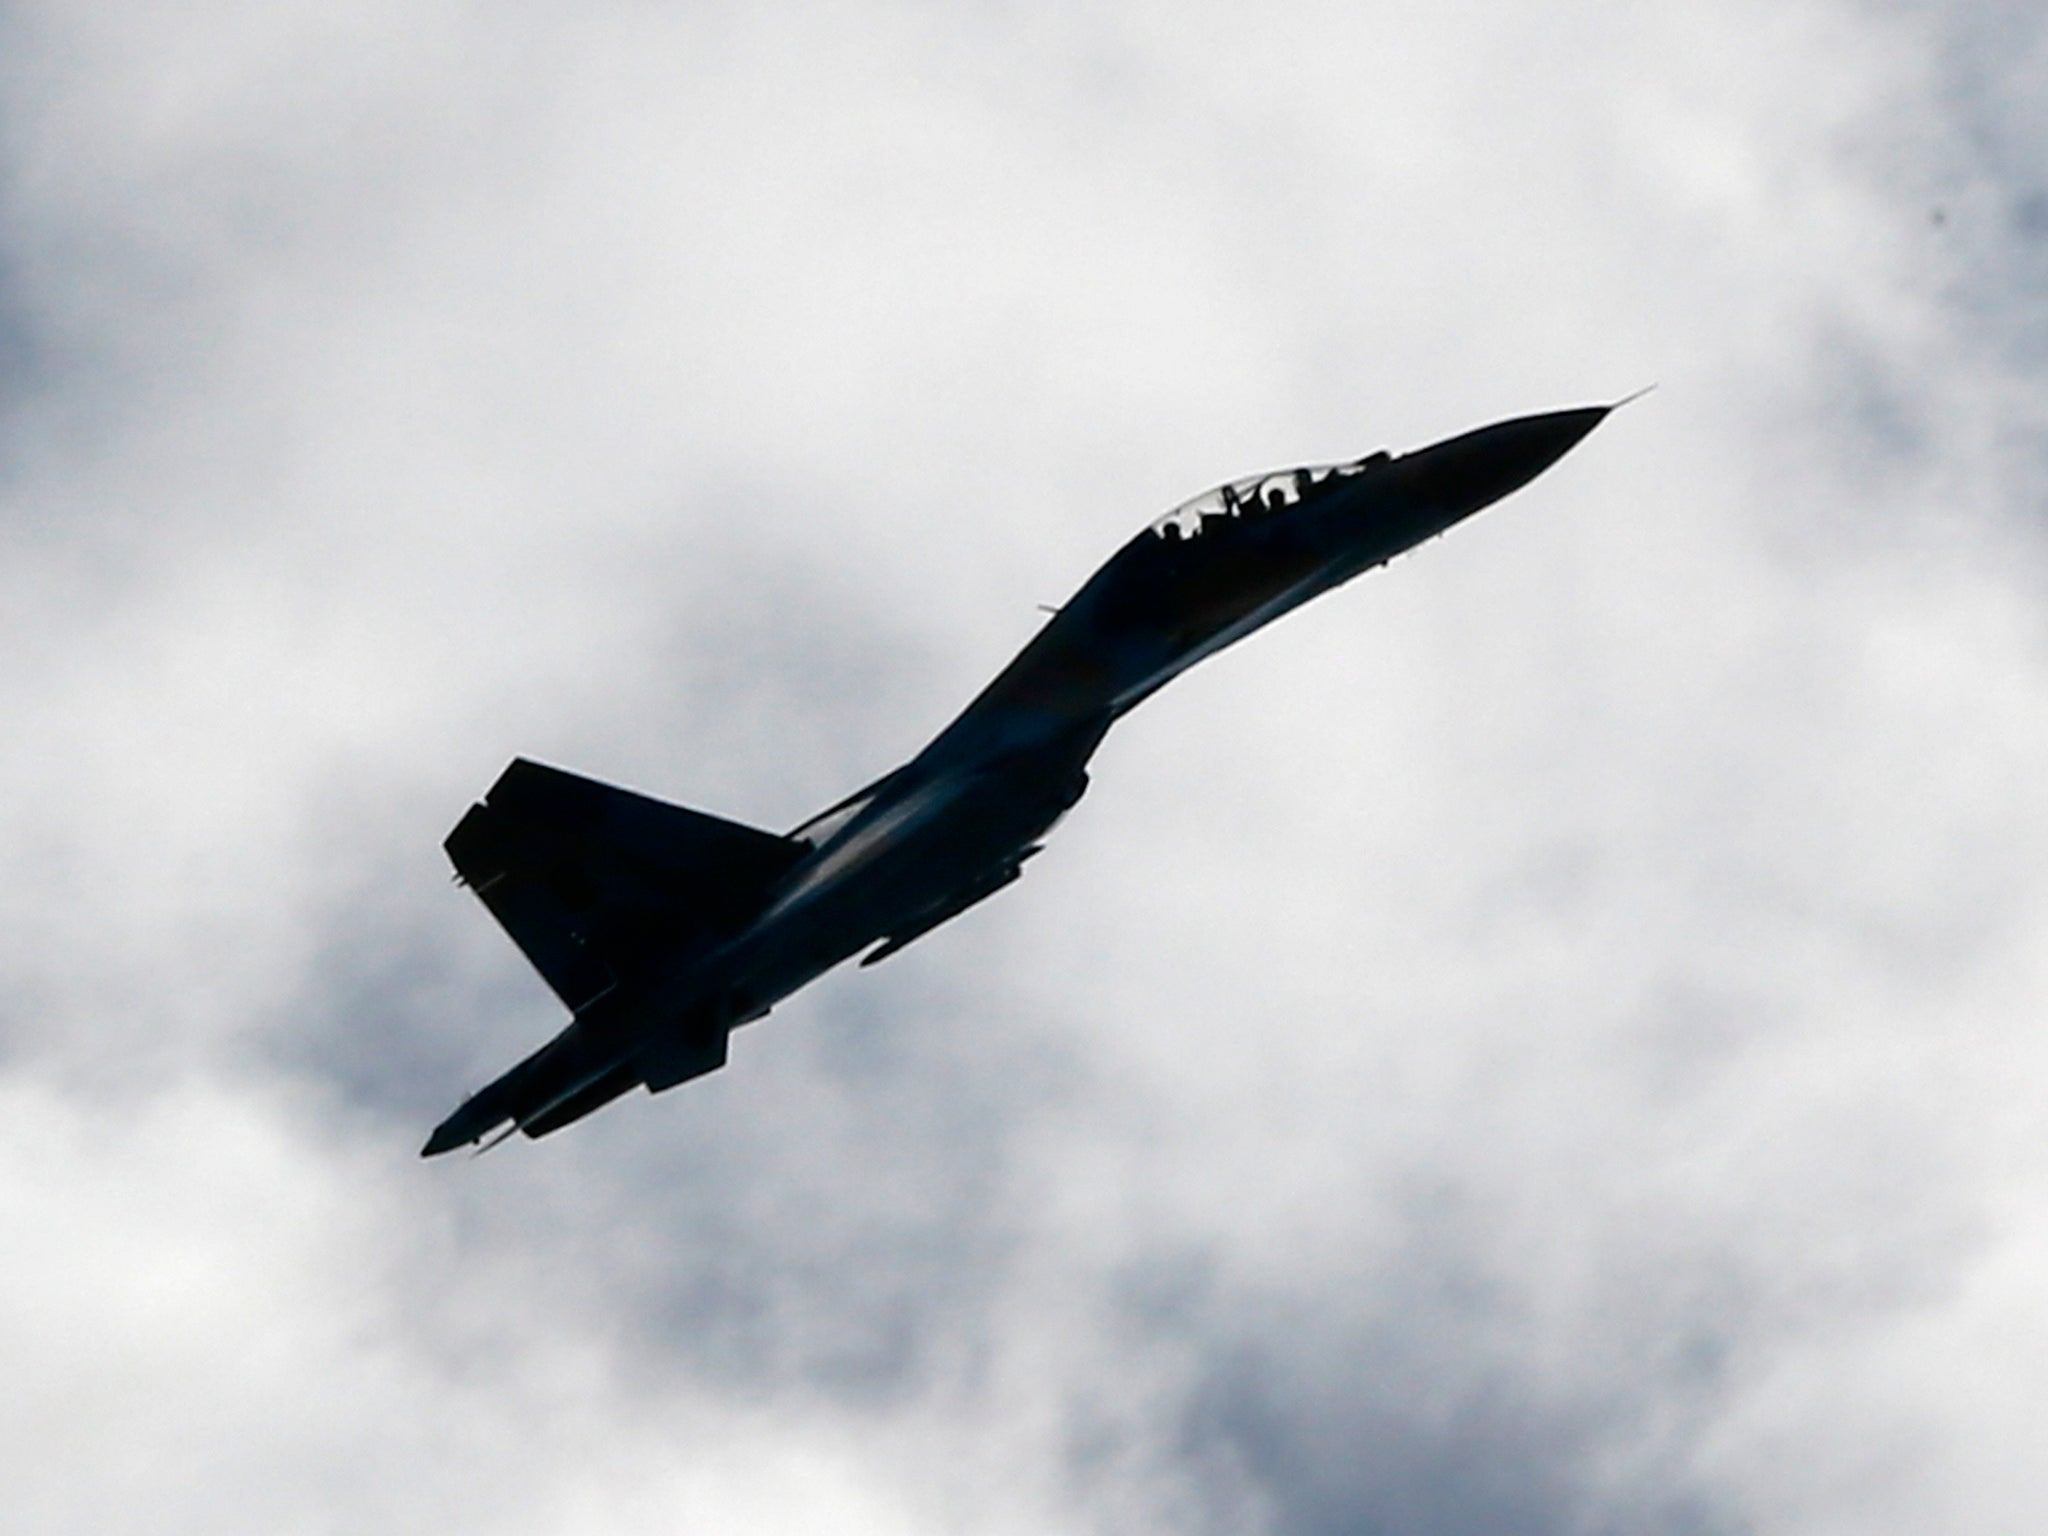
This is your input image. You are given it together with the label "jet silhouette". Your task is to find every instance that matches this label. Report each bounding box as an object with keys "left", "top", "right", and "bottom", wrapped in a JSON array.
[{"left": 424, "top": 403, "right": 1616, "bottom": 1155}]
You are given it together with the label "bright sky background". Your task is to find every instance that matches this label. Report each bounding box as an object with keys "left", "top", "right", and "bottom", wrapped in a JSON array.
[{"left": 3, "top": 2, "right": 2045, "bottom": 1532}]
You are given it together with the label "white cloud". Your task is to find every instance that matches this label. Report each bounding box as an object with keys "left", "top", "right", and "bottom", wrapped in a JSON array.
[{"left": 3, "top": 1, "right": 2046, "bottom": 1531}]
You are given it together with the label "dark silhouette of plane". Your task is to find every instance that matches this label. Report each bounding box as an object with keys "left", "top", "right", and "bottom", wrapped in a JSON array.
[{"left": 424, "top": 403, "right": 1617, "bottom": 1155}]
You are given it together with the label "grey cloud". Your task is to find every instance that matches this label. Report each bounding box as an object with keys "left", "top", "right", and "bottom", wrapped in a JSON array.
[{"left": 6, "top": 2, "right": 2048, "bottom": 1534}]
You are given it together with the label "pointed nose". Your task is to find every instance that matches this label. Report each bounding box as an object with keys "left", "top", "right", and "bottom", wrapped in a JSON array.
[{"left": 1402, "top": 403, "right": 1612, "bottom": 518}]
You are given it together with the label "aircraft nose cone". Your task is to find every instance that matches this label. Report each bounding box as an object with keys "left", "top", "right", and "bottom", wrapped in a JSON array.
[{"left": 1404, "top": 402, "right": 1614, "bottom": 516}]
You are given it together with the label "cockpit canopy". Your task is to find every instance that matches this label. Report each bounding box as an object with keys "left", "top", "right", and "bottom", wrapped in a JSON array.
[{"left": 1148, "top": 449, "right": 1391, "bottom": 542}]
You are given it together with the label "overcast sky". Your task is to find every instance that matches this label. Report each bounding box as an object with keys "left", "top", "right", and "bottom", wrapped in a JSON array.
[{"left": 3, "top": 2, "right": 2046, "bottom": 1532}]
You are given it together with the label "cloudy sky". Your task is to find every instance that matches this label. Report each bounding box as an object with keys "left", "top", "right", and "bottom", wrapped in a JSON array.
[{"left": 4, "top": 1, "right": 2046, "bottom": 1531}]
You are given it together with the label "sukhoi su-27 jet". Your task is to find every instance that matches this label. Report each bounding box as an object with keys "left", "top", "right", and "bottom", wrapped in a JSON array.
[{"left": 424, "top": 402, "right": 1618, "bottom": 1155}]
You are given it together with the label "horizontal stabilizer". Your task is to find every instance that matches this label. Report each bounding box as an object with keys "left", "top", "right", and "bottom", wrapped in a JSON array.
[
  {"left": 518, "top": 1063, "right": 641, "bottom": 1139},
  {"left": 421, "top": 1017, "right": 636, "bottom": 1155},
  {"left": 445, "top": 758, "right": 806, "bottom": 1011}
]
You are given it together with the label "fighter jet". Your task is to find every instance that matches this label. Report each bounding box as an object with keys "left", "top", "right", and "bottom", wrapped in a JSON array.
[{"left": 423, "top": 402, "right": 1617, "bottom": 1155}]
